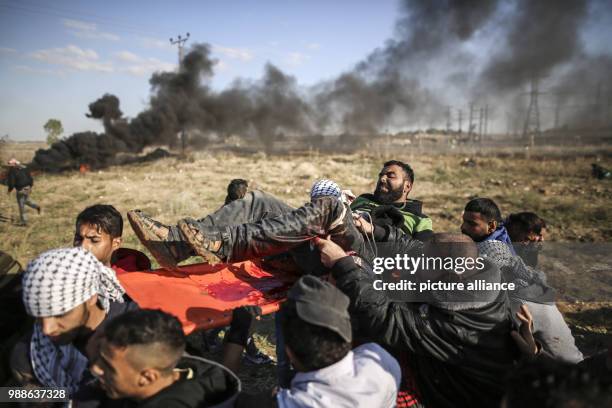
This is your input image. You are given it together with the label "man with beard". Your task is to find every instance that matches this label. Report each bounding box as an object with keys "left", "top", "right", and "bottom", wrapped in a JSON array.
[
  {"left": 128, "top": 160, "right": 431, "bottom": 271},
  {"left": 351, "top": 160, "right": 433, "bottom": 242},
  {"left": 10, "top": 247, "right": 138, "bottom": 406}
]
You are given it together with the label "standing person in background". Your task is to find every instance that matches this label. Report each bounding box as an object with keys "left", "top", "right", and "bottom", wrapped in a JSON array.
[{"left": 6, "top": 158, "right": 40, "bottom": 226}]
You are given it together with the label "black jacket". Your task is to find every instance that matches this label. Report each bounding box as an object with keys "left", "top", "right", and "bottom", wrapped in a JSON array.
[
  {"left": 351, "top": 194, "right": 433, "bottom": 242},
  {"left": 105, "top": 355, "right": 240, "bottom": 408},
  {"left": 331, "top": 256, "right": 519, "bottom": 408},
  {"left": 7, "top": 166, "right": 33, "bottom": 192}
]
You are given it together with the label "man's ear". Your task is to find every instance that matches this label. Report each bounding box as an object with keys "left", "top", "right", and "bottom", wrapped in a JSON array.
[
  {"left": 403, "top": 179, "right": 413, "bottom": 195},
  {"left": 487, "top": 219, "right": 498, "bottom": 234},
  {"left": 111, "top": 236, "right": 122, "bottom": 251},
  {"left": 139, "top": 368, "right": 159, "bottom": 387}
]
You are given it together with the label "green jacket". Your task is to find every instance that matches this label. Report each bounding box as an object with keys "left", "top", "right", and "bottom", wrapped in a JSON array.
[{"left": 351, "top": 194, "right": 433, "bottom": 241}]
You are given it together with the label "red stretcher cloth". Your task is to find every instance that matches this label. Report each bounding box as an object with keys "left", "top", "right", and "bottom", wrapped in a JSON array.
[{"left": 117, "top": 260, "right": 298, "bottom": 334}]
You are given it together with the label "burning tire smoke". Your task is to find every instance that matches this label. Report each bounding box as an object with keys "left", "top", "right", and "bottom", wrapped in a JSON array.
[{"left": 31, "top": 0, "right": 611, "bottom": 171}]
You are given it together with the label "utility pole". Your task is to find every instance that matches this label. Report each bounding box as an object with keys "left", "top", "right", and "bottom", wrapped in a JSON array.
[
  {"left": 506, "top": 111, "right": 512, "bottom": 136},
  {"left": 478, "top": 107, "right": 484, "bottom": 141},
  {"left": 554, "top": 95, "right": 561, "bottom": 129},
  {"left": 170, "top": 32, "right": 190, "bottom": 68},
  {"left": 595, "top": 82, "right": 604, "bottom": 127},
  {"left": 458, "top": 109, "right": 463, "bottom": 133},
  {"left": 522, "top": 78, "right": 542, "bottom": 149},
  {"left": 170, "top": 33, "right": 190, "bottom": 155},
  {"left": 484, "top": 104, "right": 489, "bottom": 137},
  {"left": 468, "top": 103, "right": 474, "bottom": 140}
]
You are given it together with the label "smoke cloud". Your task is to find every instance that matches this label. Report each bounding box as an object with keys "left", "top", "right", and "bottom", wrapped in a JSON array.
[{"left": 31, "top": 0, "right": 612, "bottom": 170}]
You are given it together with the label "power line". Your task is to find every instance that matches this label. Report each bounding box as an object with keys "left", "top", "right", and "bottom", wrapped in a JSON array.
[{"left": 0, "top": 1, "right": 170, "bottom": 37}]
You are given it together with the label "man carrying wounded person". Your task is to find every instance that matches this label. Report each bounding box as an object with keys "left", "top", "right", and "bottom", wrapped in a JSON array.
[
  {"left": 478, "top": 238, "right": 583, "bottom": 364},
  {"left": 504, "top": 211, "right": 547, "bottom": 267},
  {"left": 91, "top": 309, "right": 240, "bottom": 408},
  {"left": 10, "top": 247, "right": 138, "bottom": 406},
  {"left": 74, "top": 204, "right": 151, "bottom": 274},
  {"left": 127, "top": 160, "right": 432, "bottom": 272},
  {"left": 314, "top": 233, "right": 519, "bottom": 408},
  {"left": 460, "top": 197, "right": 516, "bottom": 253},
  {"left": 459, "top": 198, "right": 583, "bottom": 364},
  {"left": 225, "top": 275, "right": 401, "bottom": 408}
]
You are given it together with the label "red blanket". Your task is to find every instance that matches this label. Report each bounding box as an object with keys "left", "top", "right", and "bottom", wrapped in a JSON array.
[{"left": 117, "top": 260, "right": 297, "bottom": 334}]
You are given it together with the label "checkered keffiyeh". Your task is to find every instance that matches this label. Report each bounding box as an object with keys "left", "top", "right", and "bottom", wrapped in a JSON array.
[
  {"left": 23, "top": 247, "right": 125, "bottom": 317},
  {"left": 310, "top": 179, "right": 342, "bottom": 201},
  {"left": 23, "top": 247, "right": 125, "bottom": 396}
]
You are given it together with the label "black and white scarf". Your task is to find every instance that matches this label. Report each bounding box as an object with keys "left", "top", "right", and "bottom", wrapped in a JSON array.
[{"left": 22, "top": 247, "right": 125, "bottom": 395}]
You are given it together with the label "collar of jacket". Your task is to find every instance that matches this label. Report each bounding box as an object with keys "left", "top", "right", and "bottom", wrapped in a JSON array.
[
  {"left": 358, "top": 194, "right": 425, "bottom": 216},
  {"left": 135, "top": 355, "right": 240, "bottom": 408}
]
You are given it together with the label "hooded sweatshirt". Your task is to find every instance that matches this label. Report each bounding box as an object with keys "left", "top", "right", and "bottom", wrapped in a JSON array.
[
  {"left": 106, "top": 355, "right": 240, "bottom": 408},
  {"left": 276, "top": 343, "right": 401, "bottom": 408}
]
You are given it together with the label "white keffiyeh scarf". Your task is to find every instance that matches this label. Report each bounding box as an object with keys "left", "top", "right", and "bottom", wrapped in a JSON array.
[{"left": 22, "top": 247, "right": 125, "bottom": 395}]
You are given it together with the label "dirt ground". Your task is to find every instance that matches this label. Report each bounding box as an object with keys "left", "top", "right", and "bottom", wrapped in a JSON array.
[{"left": 1, "top": 141, "right": 611, "bottom": 392}]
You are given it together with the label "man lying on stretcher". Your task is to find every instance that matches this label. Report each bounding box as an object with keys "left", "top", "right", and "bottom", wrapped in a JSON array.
[{"left": 128, "top": 160, "right": 432, "bottom": 273}]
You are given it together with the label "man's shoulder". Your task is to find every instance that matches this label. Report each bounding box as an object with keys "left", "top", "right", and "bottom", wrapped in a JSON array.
[{"left": 107, "top": 297, "right": 139, "bottom": 318}]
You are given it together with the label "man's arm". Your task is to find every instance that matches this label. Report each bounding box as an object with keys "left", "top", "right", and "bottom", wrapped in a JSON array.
[
  {"left": 7, "top": 168, "right": 15, "bottom": 193},
  {"left": 221, "top": 306, "right": 261, "bottom": 374},
  {"left": 315, "top": 237, "right": 419, "bottom": 352}
]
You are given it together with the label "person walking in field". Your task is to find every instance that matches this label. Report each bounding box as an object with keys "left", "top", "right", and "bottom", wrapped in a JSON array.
[{"left": 6, "top": 158, "right": 40, "bottom": 226}]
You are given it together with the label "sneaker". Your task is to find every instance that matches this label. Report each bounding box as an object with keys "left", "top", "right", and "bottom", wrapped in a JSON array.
[
  {"left": 177, "top": 218, "right": 223, "bottom": 265},
  {"left": 127, "top": 210, "right": 181, "bottom": 270}
]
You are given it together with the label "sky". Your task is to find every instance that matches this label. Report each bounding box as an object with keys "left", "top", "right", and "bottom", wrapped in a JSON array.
[
  {"left": 1, "top": 0, "right": 611, "bottom": 141},
  {"left": 0, "top": 0, "right": 398, "bottom": 140}
]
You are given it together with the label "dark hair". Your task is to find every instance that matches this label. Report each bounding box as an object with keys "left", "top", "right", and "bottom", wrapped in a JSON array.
[
  {"left": 76, "top": 204, "right": 123, "bottom": 238},
  {"left": 224, "top": 179, "right": 249, "bottom": 205},
  {"left": 505, "top": 212, "right": 547, "bottom": 240},
  {"left": 464, "top": 198, "right": 502, "bottom": 223},
  {"left": 383, "top": 160, "right": 414, "bottom": 184},
  {"left": 504, "top": 359, "right": 612, "bottom": 408},
  {"left": 280, "top": 304, "right": 351, "bottom": 371},
  {"left": 104, "top": 309, "right": 186, "bottom": 354}
]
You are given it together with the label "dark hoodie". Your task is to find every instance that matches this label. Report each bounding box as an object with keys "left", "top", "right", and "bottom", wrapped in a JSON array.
[
  {"left": 7, "top": 165, "right": 33, "bottom": 192},
  {"left": 351, "top": 194, "right": 433, "bottom": 241},
  {"left": 331, "top": 256, "right": 518, "bottom": 408},
  {"left": 105, "top": 355, "right": 240, "bottom": 408}
]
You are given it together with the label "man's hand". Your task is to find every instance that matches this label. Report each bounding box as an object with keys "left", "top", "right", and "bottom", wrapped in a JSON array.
[
  {"left": 353, "top": 213, "right": 374, "bottom": 235},
  {"left": 342, "top": 189, "right": 356, "bottom": 203},
  {"left": 313, "top": 236, "right": 348, "bottom": 268},
  {"left": 225, "top": 305, "right": 262, "bottom": 347},
  {"left": 511, "top": 304, "right": 540, "bottom": 358}
]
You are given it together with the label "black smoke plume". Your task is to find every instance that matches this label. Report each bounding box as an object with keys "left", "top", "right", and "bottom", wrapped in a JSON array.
[{"left": 31, "top": 0, "right": 612, "bottom": 170}]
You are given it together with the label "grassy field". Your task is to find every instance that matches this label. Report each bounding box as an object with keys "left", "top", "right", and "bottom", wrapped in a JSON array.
[{"left": 1, "top": 141, "right": 611, "bottom": 391}]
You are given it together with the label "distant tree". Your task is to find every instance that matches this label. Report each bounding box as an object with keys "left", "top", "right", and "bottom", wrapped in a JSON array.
[{"left": 44, "top": 119, "right": 63, "bottom": 145}]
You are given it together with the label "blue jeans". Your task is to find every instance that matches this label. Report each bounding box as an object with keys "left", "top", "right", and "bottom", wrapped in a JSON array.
[{"left": 16, "top": 186, "right": 39, "bottom": 224}]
